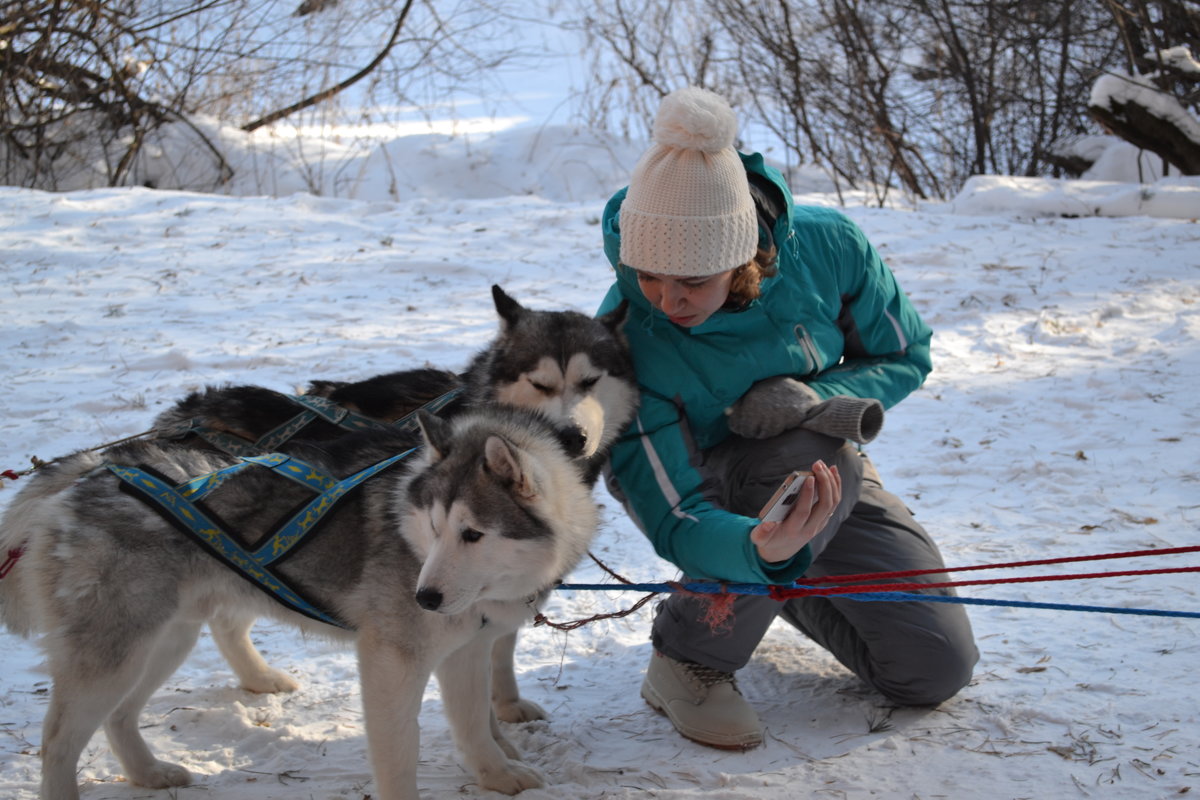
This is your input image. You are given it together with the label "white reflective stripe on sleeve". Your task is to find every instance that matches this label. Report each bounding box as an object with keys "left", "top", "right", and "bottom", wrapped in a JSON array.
[
  {"left": 637, "top": 416, "right": 699, "bottom": 522},
  {"left": 884, "top": 308, "right": 908, "bottom": 350}
]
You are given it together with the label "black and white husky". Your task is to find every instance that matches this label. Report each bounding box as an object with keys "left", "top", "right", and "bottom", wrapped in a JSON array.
[
  {"left": 159, "top": 285, "right": 635, "bottom": 485},
  {"left": 0, "top": 406, "right": 597, "bottom": 800},
  {"left": 147, "top": 285, "right": 637, "bottom": 723}
]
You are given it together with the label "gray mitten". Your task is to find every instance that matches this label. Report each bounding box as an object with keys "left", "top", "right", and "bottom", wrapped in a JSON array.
[
  {"left": 800, "top": 395, "right": 884, "bottom": 444},
  {"left": 725, "top": 376, "right": 822, "bottom": 439}
]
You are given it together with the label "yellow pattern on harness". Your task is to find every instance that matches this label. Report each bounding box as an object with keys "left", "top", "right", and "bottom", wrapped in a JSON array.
[{"left": 108, "top": 448, "right": 418, "bottom": 628}]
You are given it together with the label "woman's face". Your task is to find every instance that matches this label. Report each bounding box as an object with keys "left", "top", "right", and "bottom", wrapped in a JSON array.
[{"left": 634, "top": 268, "right": 734, "bottom": 328}]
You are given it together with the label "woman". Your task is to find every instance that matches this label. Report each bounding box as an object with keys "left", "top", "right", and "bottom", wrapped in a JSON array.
[{"left": 597, "top": 87, "right": 978, "bottom": 750}]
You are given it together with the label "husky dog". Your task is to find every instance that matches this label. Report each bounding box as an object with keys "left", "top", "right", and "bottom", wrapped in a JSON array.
[
  {"left": 150, "top": 285, "right": 637, "bottom": 719},
  {"left": 159, "top": 285, "right": 635, "bottom": 483},
  {"left": 0, "top": 406, "right": 597, "bottom": 800}
]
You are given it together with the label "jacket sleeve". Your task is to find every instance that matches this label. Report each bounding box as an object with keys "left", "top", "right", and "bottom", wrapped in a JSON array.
[
  {"left": 607, "top": 388, "right": 813, "bottom": 584},
  {"left": 796, "top": 211, "right": 932, "bottom": 409}
]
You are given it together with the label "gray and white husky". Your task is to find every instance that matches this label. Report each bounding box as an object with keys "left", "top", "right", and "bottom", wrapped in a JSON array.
[
  {"left": 151, "top": 285, "right": 637, "bottom": 721},
  {"left": 0, "top": 406, "right": 598, "bottom": 800}
]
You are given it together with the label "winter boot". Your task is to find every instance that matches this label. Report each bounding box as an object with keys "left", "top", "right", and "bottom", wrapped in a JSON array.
[{"left": 640, "top": 649, "right": 763, "bottom": 749}]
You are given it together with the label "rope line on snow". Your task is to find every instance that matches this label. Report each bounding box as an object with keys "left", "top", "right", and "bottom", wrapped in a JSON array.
[
  {"left": 792, "top": 544, "right": 1200, "bottom": 585},
  {"left": 539, "top": 546, "right": 1200, "bottom": 628}
]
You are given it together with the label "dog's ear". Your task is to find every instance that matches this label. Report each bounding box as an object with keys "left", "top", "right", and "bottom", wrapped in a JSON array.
[
  {"left": 483, "top": 435, "right": 536, "bottom": 501},
  {"left": 491, "top": 284, "right": 525, "bottom": 329},
  {"left": 416, "top": 409, "right": 452, "bottom": 461},
  {"left": 598, "top": 298, "right": 630, "bottom": 332}
]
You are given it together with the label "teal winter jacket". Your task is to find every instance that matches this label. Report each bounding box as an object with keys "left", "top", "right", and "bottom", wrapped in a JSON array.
[{"left": 596, "top": 151, "right": 933, "bottom": 585}]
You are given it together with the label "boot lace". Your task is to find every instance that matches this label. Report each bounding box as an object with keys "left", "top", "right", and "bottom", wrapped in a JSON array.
[{"left": 683, "top": 662, "right": 738, "bottom": 691}]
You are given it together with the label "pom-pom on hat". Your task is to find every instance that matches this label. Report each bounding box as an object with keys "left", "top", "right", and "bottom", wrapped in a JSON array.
[{"left": 619, "top": 87, "right": 757, "bottom": 277}]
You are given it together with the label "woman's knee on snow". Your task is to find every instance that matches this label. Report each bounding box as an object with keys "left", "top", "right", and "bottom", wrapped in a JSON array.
[{"left": 870, "top": 627, "right": 978, "bottom": 706}]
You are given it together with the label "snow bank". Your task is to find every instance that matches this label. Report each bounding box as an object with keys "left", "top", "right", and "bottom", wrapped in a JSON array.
[{"left": 940, "top": 174, "right": 1200, "bottom": 219}]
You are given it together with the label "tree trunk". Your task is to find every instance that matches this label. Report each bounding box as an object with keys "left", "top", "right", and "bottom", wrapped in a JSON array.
[{"left": 1089, "top": 98, "right": 1200, "bottom": 175}]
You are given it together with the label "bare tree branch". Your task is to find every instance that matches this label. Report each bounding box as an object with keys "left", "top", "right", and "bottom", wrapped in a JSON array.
[
  {"left": 241, "top": 0, "right": 416, "bottom": 132},
  {"left": 576, "top": 0, "right": 1139, "bottom": 199}
]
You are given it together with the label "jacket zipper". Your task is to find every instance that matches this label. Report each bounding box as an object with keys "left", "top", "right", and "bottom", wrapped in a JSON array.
[{"left": 792, "top": 323, "right": 820, "bottom": 375}]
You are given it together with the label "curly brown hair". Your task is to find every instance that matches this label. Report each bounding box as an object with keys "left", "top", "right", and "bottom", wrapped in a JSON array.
[{"left": 724, "top": 246, "right": 779, "bottom": 309}]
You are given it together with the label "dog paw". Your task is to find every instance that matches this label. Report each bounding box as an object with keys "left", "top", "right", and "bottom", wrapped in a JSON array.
[
  {"left": 493, "top": 697, "right": 547, "bottom": 723},
  {"left": 477, "top": 760, "right": 543, "bottom": 795},
  {"left": 127, "top": 759, "right": 193, "bottom": 789},
  {"left": 240, "top": 668, "right": 300, "bottom": 694}
]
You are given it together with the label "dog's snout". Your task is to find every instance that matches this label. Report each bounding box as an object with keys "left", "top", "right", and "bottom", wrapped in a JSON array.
[
  {"left": 558, "top": 426, "right": 588, "bottom": 458},
  {"left": 415, "top": 587, "right": 443, "bottom": 611}
]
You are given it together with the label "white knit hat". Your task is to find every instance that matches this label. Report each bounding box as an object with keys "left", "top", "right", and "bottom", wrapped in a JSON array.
[{"left": 619, "top": 87, "right": 757, "bottom": 277}]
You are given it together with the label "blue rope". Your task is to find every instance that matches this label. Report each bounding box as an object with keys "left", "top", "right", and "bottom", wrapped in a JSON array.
[
  {"left": 839, "top": 590, "right": 1200, "bottom": 619},
  {"left": 554, "top": 581, "right": 1200, "bottom": 619},
  {"left": 558, "top": 581, "right": 769, "bottom": 594}
]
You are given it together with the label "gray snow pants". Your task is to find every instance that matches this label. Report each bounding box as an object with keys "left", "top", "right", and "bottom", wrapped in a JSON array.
[{"left": 620, "top": 428, "right": 978, "bottom": 706}]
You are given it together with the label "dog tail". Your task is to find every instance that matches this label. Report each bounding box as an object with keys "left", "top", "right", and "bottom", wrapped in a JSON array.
[{"left": 0, "top": 451, "right": 104, "bottom": 635}]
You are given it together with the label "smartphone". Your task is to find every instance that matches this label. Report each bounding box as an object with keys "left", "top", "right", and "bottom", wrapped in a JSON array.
[{"left": 757, "top": 470, "right": 814, "bottom": 523}]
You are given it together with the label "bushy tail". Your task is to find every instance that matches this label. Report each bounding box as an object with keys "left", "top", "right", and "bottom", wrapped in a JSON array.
[{"left": 0, "top": 451, "right": 103, "bottom": 635}]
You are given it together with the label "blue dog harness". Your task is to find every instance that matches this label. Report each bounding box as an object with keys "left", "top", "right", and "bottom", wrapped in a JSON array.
[
  {"left": 109, "top": 448, "right": 418, "bottom": 629},
  {"left": 173, "top": 389, "right": 461, "bottom": 457}
]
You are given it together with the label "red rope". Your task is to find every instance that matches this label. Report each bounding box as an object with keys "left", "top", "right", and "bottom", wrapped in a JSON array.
[
  {"left": 1, "top": 469, "right": 22, "bottom": 481},
  {"left": 0, "top": 547, "right": 24, "bottom": 579},
  {"left": 541, "top": 547, "right": 1200, "bottom": 631},
  {"left": 667, "top": 580, "right": 739, "bottom": 632},
  {"left": 770, "top": 564, "right": 1200, "bottom": 600},
  {"left": 800, "top": 545, "right": 1200, "bottom": 586}
]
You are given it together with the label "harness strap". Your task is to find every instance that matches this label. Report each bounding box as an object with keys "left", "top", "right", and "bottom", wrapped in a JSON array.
[
  {"left": 251, "top": 408, "right": 324, "bottom": 451},
  {"left": 248, "top": 449, "right": 416, "bottom": 565},
  {"left": 242, "top": 453, "right": 338, "bottom": 493},
  {"left": 386, "top": 387, "right": 464, "bottom": 433},
  {"left": 107, "top": 446, "right": 417, "bottom": 629},
  {"left": 109, "top": 463, "right": 346, "bottom": 627},
  {"left": 192, "top": 427, "right": 273, "bottom": 458},
  {"left": 175, "top": 453, "right": 287, "bottom": 499},
  {"left": 288, "top": 393, "right": 384, "bottom": 430},
  {"left": 182, "top": 387, "right": 463, "bottom": 457},
  {"left": 190, "top": 407, "right": 333, "bottom": 457}
]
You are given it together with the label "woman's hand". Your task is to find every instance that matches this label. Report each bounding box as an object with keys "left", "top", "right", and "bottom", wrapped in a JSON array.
[{"left": 750, "top": 460, "right": 842, "bottom": 564}]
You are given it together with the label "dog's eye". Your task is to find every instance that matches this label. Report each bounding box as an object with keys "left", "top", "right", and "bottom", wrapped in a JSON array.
[
  {"left": 529, "top": 381, "right": 554, "bottom": 395},
  {"left": 461, "top": 527, "right": 484, "bottom": 543},
  {"left": 578, "top": 376, "right": 599, "bottom": 390}
]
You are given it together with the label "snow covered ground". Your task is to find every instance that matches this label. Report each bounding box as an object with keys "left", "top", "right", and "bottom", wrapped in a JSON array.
[{"left": 1, "top": 108, "right": 1199, "bottom": 799}]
